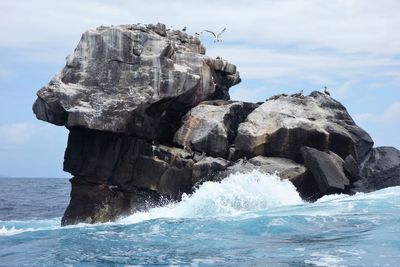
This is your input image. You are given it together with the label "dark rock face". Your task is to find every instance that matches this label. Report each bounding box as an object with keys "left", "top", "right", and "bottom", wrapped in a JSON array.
[
  {"left": 351, "top": 147, "right": 400, "bottom": 192},
  {"left": 61, "top": 177, "right": 163, "bottom": 226},
  {"left": 235, "top": 92, "right": 373, "bottom": 161},
  {"left": 33, "top": 22, "right": 398, "bottom": 225},
  {"left": 301, "top": 146, "right": 350, "bottom": 194}
]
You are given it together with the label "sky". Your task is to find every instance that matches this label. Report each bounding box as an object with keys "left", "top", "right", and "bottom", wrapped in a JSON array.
[{"left": 0, "top": 0, "right": 399, "bottom": 178}]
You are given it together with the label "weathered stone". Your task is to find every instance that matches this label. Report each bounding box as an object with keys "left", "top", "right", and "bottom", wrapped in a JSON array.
[
  {"left": 301, "top": 146, "right": 350, "bottom": 194},
  {"left": 33, "top": 23, "right": 240, "bottom": 141},
  {"left": 235, "top": 92, "right": 373, "bottom": 161},
  {"left": 174, "top": 100, "right": 257, "bottom": 158},
  {"left": 354, "top": 146, "right": 400, "bottom": 192},
  {"left": 248, "top": 156, "right": 307, "bottom": 180},
  {"left": 343, "top": 154, "right": 362, "bottom": 182},
  {"left": 192, "top": 157, "right": 231, "bottom": 185},
  {"left": 61, "top": 177, "right": 164, "bottom": 226},
  {"left": 247, "top": 156, "right": 320, "bottom": 200}
]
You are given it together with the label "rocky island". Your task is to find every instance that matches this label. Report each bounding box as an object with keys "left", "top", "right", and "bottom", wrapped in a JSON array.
[{"left": 33, "top": 23, "right": 400, "bottom": 225}]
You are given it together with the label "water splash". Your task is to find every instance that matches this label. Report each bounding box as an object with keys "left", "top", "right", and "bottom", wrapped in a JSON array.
[{"left": 120, "top": 170, "right": 303, "bottom": 224}]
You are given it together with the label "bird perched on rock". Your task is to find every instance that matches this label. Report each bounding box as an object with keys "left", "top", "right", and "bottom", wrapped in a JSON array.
[
  {"left": 324, "top": 86, "right": 330, "bottom": 96},
  {"left": 267, "top": 93, "right": 288, "bottom": 101},
  {"left": 291, "top": 90, "right": 303, "bottom": 97},
  {"left": 182, "top": 26, "right": 187, "bottom": 32},
  {"left": 204, "top": 27, "right": 226, "bottom": 42}
]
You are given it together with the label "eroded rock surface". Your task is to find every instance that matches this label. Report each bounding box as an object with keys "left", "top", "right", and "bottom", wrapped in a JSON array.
[
  {"left": 235, "top": 92, "right": 373, "bottom": 161},
  {"left": 301, "top": 146, "right": 350, "bottom": 194},
  {"left": 352, "top": 146, "right": 400, "bottom": 192},
  {"left": 33, "top": 23, "right": 240, "bottom": 141},
  {"left": 173, "top": 100, "right": 257, "bottom": 157}
]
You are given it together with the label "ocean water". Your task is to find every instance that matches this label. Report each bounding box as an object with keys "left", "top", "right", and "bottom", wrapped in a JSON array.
[{"left": 0, "top": 171, "right": 399, "bottom": 266}]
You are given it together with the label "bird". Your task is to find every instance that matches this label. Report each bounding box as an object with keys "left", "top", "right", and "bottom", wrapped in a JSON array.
[
  {"left": 182, "top": 26, "right": 187, "bottom": 32},
  {"left": 324, "top": 86, "right": 330, "bottom": 96},
  {"left": 291, "top": 90, "right": 303, "bottom": 98},
  {"left": 204, "top": 27, "right": 226, "bottom": 42}
]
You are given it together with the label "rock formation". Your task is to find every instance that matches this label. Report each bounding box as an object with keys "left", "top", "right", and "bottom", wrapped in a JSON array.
[{"left": 33, "top": 23, "right": 400, "bottom": 225}]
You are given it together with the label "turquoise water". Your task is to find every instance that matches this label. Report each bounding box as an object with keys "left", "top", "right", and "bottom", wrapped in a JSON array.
[{"left": 0, "top": 171, "right": 399, "bottom": 266}]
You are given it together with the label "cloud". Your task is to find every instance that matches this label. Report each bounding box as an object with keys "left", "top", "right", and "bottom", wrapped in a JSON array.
[
  {"left": 354, "top": 102, "right": 400, "bottom": 124},
  {"left": 207, "top": 45, "right": 400, "bottom": 90},
  {"left": 1, "top": 0, "right": 400, "bottom": 55},
  {"left": 1, "top": 0, "right": 399, "bottom": 94},
  {"left": 230, "top": 86, "right": 270, "bottom": 103},
  {"left": 0, "top": 66, "right": 13, "bottom": 78},
  {"left": 0, "top": 122, "right": 35, "bottom": 145},
  {"left": 354, "top": 113, "right": 374, "bottom": 123},
  {"left": 379, "top": 102, "right": 400, "bottom": 123}
]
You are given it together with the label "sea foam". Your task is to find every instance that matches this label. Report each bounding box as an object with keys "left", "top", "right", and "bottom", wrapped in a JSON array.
[{"left": 119, "top": 170, "right": 303, "bottom": 224}]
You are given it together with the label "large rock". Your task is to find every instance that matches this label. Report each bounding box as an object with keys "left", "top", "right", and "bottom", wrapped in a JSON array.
[
  {"left": 33, "top": 23, "right": 240, "bottom": 141},
  {"left": 192, "top": 156, "right": 231, "bottom": 186},
  {"left": 301, "top": 146, "right": 350, "bottom": 194},
  {"left": 64, "top": 128, "right": 195, "bottom": 199},
  {"left": 173, "top": 100, "right": 257, "bottom": 157},
  {"left": 246, "top": 156, "right": 320, "bottom": 200},
  {"left": 235, "top": 92, "right": 373, "bottom": 162},
  {"left": 33, "top": 22, "right": 398, "bottom": 226},
  {"left": 61, "top": 177, "right": 163, "bottom": 226},
  {"left": 352, "top": 146, "right": 400, "bottom": 192},
  {"left": 248, "top": 156, "right": 307, "bottom": 180}
]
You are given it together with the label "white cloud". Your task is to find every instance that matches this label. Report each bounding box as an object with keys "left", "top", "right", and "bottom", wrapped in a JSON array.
[
  {"left": 379, "top": 102, "right": 400, "bottom": 123},
  {"left": 0, "top": 66, "right": 13, "bottom": 78},
  {"left": 230, "top": 86, "right": 270, "bottom": 103},
  {"left": 354, "top": 102, "right": 400, "bottom": 124},
  {"left": 207, "top": 45, "right": 400, "bottom": 89},
  {"left": 1, "top": 0, "right": 399, "bottom": 92},
  {"left": 354, "top": 113, "right": 374, "bottom": 123},
  {"left": 0, "top": 122, "right": 35, "bottom": 144},
  {"left": 1, "top": 0, "right": 400, "bottom": 55}
]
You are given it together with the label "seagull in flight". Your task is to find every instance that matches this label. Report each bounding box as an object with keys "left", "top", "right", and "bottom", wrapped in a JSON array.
[{"left": 204, "top": 27, "right": 226, "bottom": 42}]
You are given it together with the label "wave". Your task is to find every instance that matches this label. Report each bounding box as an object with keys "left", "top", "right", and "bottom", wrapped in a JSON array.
[
  {"left": 119, "top": 170, "right": 303, "bottom": 224},
  {"left": 1, "top": 169, "right": 399, "bottom": 237}
]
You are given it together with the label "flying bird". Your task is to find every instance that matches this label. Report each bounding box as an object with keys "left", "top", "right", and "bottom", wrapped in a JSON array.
[
  {"left": 324, "top": 86, "right": 330, "bottom": 96},
  {"left": 204, "top": 27, "right": 226, "bottom": 42}
]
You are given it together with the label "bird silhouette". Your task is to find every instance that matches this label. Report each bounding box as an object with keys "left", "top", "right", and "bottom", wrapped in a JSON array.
[
  {"left": 182, "top": 26, "right": 187, "bottom": 31},
  {"left": 324, "top": 86, "right": 330, "bottom": 96},
  {"left": 204, "top": 27, "right": 226, "bottom": 42}
]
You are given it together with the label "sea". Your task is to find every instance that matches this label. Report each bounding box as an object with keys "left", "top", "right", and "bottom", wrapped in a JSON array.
[{"left": 0, "top": 170, "right": 399, "bottom": 266}]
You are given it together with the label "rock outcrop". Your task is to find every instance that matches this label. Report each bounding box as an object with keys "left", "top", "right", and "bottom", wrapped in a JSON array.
[
  {"left": 301, "top": 147, "right": 350, "bottom": 194},
  {"left": 235, "top": 92, "right": 374, "bottom": 162},
  {"left": 347, "top": 146, "right": 400, "bottom": 192},
  {"left": 33, "top": 23, "right": 240, "bottom": 142},
  {"left": 33, "top": 23, "right": 400, "bottom": 225},
  {"left": 173, "top": 100, "right": 257, "bottom": 158}
]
